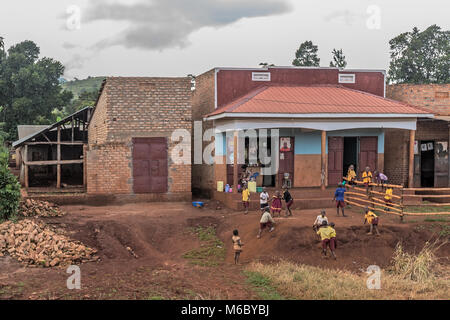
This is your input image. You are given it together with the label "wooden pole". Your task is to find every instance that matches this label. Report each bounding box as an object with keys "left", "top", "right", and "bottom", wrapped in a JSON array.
[
  {"left": 233, "top": 131, "right": 238, "bottom": 194},
  {"left": 408, "top": 130, "right": 415, "bottom": 188},
  {"left": 83, "top": 144, "right": 87, "bottom": 189},
  {"left": 321, "top": 130, "right": 326, "bottom": 190},
  {"left": 71, "top": 116, "right": 75, "bottom": 143},
  {"left": 57, "top": 126, "right": 61, "bottom": 189},
  {"left": 24, "top": 145, "right": 29, "bottom": 189}
]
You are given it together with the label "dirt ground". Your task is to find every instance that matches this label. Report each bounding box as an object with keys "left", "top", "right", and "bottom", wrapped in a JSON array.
[{"left": 0, "top": 201, "right": 448, "bottom": 300}]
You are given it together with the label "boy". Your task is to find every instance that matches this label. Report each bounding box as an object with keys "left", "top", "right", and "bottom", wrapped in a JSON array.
[
  {"left": 283, "top": 186, "right": 294, "bottom": 217},
  {"left": 260, "top": 187, "right": 270, "bottom": 212},
  {"left": 329, "top": 222, "right": 337, "bottom": 250},
  {"left": 384, "top": 187, "right": 393, "bottom": 211},
  {"left": 316, "top": 221, "right": 337, "bottom": 259},
  {"left": 313, "top": 210, "right": 328, "bottom": 232},
  {"left": 374, "top": 171, "right": 388, "bottom": 190},
  {"left": 346, "top": 164, "right": 357, "bottom": 185},
  {"left": 362, "top": 166, "right": 373, "bottom": 186},
  {"left": 257, "top": 207, "right": 275, "bottom": 239},
  {"left": 232, "top": 229, "right": 243, "bottom": 265},
  {"left": 333, "top": 183, "right": 347, "bottom": 217},
  {"left": 364, "top": 207, "right": 380, "bottom": 236},
  {"left": 242, "top": 185, "right": 250, "bottom": 214}
]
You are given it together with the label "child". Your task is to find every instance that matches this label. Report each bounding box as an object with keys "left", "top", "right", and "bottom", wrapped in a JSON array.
[
  {"left": 232, "top": 229, "right": 243, "bottom": 265},
  {"left": 329, "top": 222, "right": 337, "bottom": 250},
  {"left": 333, "top": 183, "right": 347, "bottom": 217},
  {"left": 364, "top": 206, "right": 380, "bottom": 236},
  {"left": 260, "top": 187, "right": 270, "bottom": 212},
  {"left": 346, "top": 164, "right": 357, "bottom": 185},
  {"left": 242, "top": 185, "right": 250, "bottom": 214},
  {"left": 283, "top": 186, "right": 294, "bottom": 217},
  {"left": 374, "top": 171, "right": 388, "bottom": 190},
  {"left": 362, "top": 166, "right": 373, "bottom": 187},
  {"left": 316, "top": 221, "right": 337, "bottom": 259},
  {"left": 270, "top": 190, "right": 282, "bottom": 217},
  {"left": 313, "top": 210, "right": 328, "bottom": 232},
  {"left": 384, "top": 187, "right": 393, "bottom": 211},
  {"left": 258, "top": 207, "right": 275, "bottom": 239}
]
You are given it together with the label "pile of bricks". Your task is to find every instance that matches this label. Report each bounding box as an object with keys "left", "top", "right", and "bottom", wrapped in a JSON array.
[
  {"left": 0, "top": 219, "right": 98, "bottom": 267},
  {"left": 19, "top": 199, "right": 66, "bottom": 217}
]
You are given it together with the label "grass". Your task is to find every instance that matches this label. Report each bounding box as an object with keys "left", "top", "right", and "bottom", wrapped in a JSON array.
[
  {"left": 182, "top": 226, "right": 226, "bottom": 267},
  {"left": 405, "top": 205, "right": 450, "bottom": 214},
  {"left": 243, "top": 271, "right": 285, "bottom": 300},
  {"left": 246, "top": 240, "right": 450, "bottom": 300},
  {"left": 61, "top": 77, "right": 105, "bottom": 99}
]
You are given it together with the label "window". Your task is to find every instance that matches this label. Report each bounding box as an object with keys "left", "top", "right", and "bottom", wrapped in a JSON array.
[
  {"left": 338, "top": 74, "right": 356, "bottom": 84},
  {"left": 252, "top": 72, "right": 271, "bottom": 82}
]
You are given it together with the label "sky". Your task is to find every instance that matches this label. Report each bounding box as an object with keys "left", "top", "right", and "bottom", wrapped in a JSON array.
[{"left": 1, "top": 0, "right": 449, "bottom": 79}]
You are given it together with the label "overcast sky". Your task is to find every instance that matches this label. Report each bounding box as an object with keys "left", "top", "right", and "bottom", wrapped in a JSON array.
[{"left": 1, "top": 0, "right": 448, "bottom": 79}]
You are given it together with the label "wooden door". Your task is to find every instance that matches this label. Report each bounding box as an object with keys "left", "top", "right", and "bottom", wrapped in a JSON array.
[
  {"left": 278, "top": 137, "right": 294, "bottom": 187},
  {"left": 328, "top": 137, "right": 343, "bottom": 186},
  {"left": 359, "top": 137, "right": 378, "bottom": 175},
  {"left": 434, "top": 141, "right": 449, "bottom": 187},
  {"left": 133, "top": 137, "right": 168, "bottom": 193}
]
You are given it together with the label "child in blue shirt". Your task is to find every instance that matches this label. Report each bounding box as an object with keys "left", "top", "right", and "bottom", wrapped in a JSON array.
[{"left": 332, "top": 183, "right": 347, "bottom": 217}]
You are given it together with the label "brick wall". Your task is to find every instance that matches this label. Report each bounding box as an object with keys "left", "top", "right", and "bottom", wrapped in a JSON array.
[
  {"left": 191, "top": 69, "right": 216, "bottom": 197},
  {"left": 87, "top": 77, "right": 192, "bottom": 197},
  {"left": 387, "top": 84, "right": 450, "bottom": 115},
  {"left": 384, "top": 129, "right": 409, "bottom": 186}
]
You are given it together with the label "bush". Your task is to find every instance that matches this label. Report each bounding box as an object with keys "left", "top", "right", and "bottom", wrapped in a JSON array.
[{"left": 0, "top": 143, "right": 20, "bottom": 220}]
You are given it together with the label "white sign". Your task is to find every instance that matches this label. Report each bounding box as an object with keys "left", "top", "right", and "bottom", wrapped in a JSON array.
[{"left": 252, "top": 72, "right": 271, "bottom": 82}]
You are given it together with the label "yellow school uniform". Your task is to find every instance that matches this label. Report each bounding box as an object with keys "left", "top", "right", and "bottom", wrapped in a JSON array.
[
  {"left": 316, "top": 226, "right": 334, "bottom": 240},
  {"left": 365, "top": 211, "right": 378, "bottom": 224},
  {"left": 347, "top": 169, "right": 356, "bottom": 181},
  {"left": 362, "top": 171, "right": 372, "bottom": 183},
  {"left": 242, "top": 189, "right": 250, "bottom": 202},
  {"left": 385, "top": 188, "right": 393, "bottom": 201}
]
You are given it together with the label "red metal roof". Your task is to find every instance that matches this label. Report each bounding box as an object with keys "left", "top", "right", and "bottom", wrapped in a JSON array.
[{"left": 207, "top": 85, "right": 431, "bottom": 117}]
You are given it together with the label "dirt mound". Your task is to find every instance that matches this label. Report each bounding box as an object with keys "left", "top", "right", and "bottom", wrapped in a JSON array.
[
  {"left": 19, "top": 199, "right": 65, "bottom": 217},
  {"left": 0, "top": 219, "right": 98, "bottom": 267}
]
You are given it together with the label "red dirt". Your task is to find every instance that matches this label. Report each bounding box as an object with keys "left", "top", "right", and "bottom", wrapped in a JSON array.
[{"left": 0, "top": 201, "right": 448, "bottom": 300}]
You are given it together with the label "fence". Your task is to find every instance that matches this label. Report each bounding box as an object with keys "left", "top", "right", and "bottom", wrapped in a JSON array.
[{"left": 343, "top": 179, "right": 450, "bottom": 220}]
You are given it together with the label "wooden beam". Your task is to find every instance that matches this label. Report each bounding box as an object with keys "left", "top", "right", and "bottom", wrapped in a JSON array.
[
  {"left": 233, "top": 131, "right": 238, "bottom": 193},
  {"left": 321, "top": 130, "right": 326, "bottom": 190},
  {"left": 71, "top": 116, "right": 74, "bottom": 143},
  {"left": 408, "top": 130, "right": 415, "bottom": 188},
  {"left": 24, "top": 141, "right": 85, "bottom": 146},
  {"left": 24, "top": 145, "right": 29, "bottom": 189},
  {"left": 57, "top": 126, "right": 61, "bottom": 189},
  {"left": 25, "top": 159, "right": 84, "bottom": 166},
  {"left": 42, "top": 133, "right": 51, "bottom": 143},
  {"left": 83, "top": 145, "right": 87, "bottom": 188}
]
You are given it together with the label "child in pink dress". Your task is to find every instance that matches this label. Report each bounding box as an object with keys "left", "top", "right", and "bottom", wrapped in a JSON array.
[{"left": 270, "top": 191, "right": 283, "bottom": 217}]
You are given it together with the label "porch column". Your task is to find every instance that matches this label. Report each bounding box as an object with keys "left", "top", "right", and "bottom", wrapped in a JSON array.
[
  {"left": 57, "top": 125, "right": 61, "bottom": 189},
  {"left": 408, "top": 129, "right": 415, "bottom": 188},
  {"left": 321, "top": 130, "right": 326, "bottom": 190},
  {"left": 24, "top": 145, "right": 29, "bottom": 189},
  {"left": 233, "top": 130, "right": 238, "bottom": 193}
]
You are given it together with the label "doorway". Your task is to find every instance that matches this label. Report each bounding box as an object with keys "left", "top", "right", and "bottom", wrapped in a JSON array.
[
  {"left": 420, "top": 141, "right": 435, "bottom": 187},
  {"left": 343, "top": 137, "right": 358, "bottom": 176}
]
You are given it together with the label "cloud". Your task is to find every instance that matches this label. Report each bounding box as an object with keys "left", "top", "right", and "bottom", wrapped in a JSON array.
[
  {"left": 82, "top": 0, "right": 292, "bottom": 50},
  {"left": 62, "top": 42, "right": 79, "bottom": 50}
]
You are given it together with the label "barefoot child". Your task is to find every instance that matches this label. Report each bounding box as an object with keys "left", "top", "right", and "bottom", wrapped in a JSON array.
[
  {"left": 282, "top": 186, "right": 294, "bottom": 217},
  {"left": 362, "top": 166, "right": 373, "bottom": 187},
  {"left": 346, "top": 164, "right": 357, "bottom": 185},
  {"left": 316, "top": 221, "right": 337, "bottom": 259},
  {"left": 333, "top": 183, "right": 347, "bottom": 217},
  {"left": 258, "top": 207, "right": 275, "bottom": 239},
  {"left": 364, "top": 207, "right": 380, "bottom": 236},
  {"left": 270, "top": 190, "right": 282, "bottom": 217},
  {"left": 260, "top": 187, "right": 270, "bottom": 212},
  {"left": 242, "top": 185, "right": 250, "bottom": 214},
  {"left": 384, "top": 187, "right": 393, "bottom": 211},
  {"left": 313, "top": 210, "right": 328, "bottom": 232},
  {"left": 232, "top": 229, "right": 243, "bottom": 264}
]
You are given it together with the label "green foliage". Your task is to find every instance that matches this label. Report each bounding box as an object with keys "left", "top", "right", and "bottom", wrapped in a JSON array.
[
  {"left": 243, "top": 271, "right": 284, "bottom": 300},
  {"left": 0, "top": 139, "right": 20, "bottom": 220},
  {"left": 292, "top": 41, "right": 320, "bottom": 67},
  {"left": 329, "top": 48, "right": 347, "bottom": 68},
  {"left": 388, "top": 25, "right": 450, "bottom": 84},
  {"left": 61, "top": 76, "right": 105, "bottom": 99},
  {"left": 182, "top": 226, "right": 225, "bottom": 266},
  {"left": 0, "top": 39, "right": 73, "bottom": 140}
]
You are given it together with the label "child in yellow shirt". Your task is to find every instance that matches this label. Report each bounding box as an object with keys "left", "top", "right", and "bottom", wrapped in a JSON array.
[
  {"left": 232, "top": 229, "right": 243, "bottom": 265},
  {"left": 384, "top": 188, "right": 393, "bottom": 211},
  {"left": 362, "top": 166, "right": 373, "bottom": 186},
  {"left": 242, "top": 185, "right": 250, "bottom": 214},
  {"left": 364, "top": 207, "right": 380, "bottom": 236},
  {"left": 316, "top": 221, "right": 337, "bottom": 259},
  {"left": 346, "top": 164, "right": 357, "bottom": 185}
]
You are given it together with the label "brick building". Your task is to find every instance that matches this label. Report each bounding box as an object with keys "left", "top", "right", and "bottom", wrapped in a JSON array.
[
  {"left": 192, "top": 67, "right": 431, "bottom": 205},
  {"left": 87, "top": 77, "right": 192, "bottom": 201},
  {"left": 386, "top": 84, "right": 450, "bottom": 187}
]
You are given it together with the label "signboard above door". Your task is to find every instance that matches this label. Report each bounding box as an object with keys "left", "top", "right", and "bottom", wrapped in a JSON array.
[{"left": 252, "top": 72, "right": 271, "bottom": 81}]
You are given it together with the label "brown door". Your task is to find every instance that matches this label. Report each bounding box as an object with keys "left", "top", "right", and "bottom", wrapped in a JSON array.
[
  {"left": 278, "top": 137, "right": 294, "bottom": 187},
  {"left": 132, "top": 137, "right": 168, "bottom": 193},
  {"left": 434, "top": 141, "right": 449, "bottom": 187},
  {"left": 359, "top": 137, "right": 378, "bottom": 175},
  {"left": 328, "top": 137, "right": 343, "bottom": 186}
]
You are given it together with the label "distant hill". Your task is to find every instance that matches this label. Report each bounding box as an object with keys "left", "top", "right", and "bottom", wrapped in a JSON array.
[{"left": 62, "top": 76, "right": 105, "bottom": 99}]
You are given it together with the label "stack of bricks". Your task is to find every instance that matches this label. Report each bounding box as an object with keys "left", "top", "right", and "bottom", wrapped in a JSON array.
[{"left": 87, "top": 77, "right": 192, "bottom": 197}]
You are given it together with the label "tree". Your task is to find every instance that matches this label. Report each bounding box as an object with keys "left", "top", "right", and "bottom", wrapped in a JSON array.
[
  {"left": 292, "top": 41, "right": 320, "bottom": 67},
  {"left": 259, "top": 62, "right": 275, "bottom": 68},
  {"left": 0, "top": 40, "right": 73, "bottom": 140},
  {"left": 388, "top": 25, "right": 450, "bottom": 84},
  {"left": 329, "top": 49, "right": 347, "bottom": 68}
]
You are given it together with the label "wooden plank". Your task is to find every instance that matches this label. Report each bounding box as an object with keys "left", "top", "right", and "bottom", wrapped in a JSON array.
[
  {"left": 347, "top": 184, "right": 402, "bottom": 199},
  {"left": 24, "top": 141, "right": 85, "bottom": 146},
  {"left": 403, "top": 211, "right": 450, "bottom": 216},
  {"left": 345, "top": 199, "right": 402, "bottom": 216},
  {"left": 57, "top": 126, "right": 61, "bottom": 189},
  {"left": 407, "top": 203, "right": 450, "bottom": 207},
  {"left": 25, "top": 160, "right": 84, "bottom": 166},
  {"left": 406, "top": 188, "right": 450, "bottom": 191},
  {"left": 403, "top": 194, "right": 450, "bottom": 198}
]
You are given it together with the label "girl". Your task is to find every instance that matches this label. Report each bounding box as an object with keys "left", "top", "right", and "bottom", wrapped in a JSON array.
[
  {"left": 270, "top": 190, "right": 283, "bottom": 217},
  {"left": 232, "top": 229, "right": 243, "bottom": 264},
  {"left": 283, "top": 186, "right": 294, "bottom": 217}
]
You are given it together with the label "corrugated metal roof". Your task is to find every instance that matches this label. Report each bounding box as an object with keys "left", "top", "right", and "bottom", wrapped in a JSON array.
[{"left": 207, "top": 85, "right": 431, "bottom": 117}]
